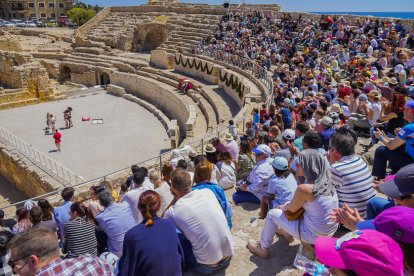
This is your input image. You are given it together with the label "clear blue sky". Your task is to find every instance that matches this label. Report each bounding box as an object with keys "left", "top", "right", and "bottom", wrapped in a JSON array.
[{"left": 82, "top": 0, "right": 414, "bottom": 12}]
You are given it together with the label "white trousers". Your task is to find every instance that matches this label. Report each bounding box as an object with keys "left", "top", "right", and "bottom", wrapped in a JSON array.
[{"left": 259, "top": 209, "right": 318, "bottom": 248}]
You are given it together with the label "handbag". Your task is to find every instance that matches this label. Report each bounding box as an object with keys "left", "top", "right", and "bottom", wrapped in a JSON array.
[{"left": 284, "top": 207, "right": 305, "bottom": 221}]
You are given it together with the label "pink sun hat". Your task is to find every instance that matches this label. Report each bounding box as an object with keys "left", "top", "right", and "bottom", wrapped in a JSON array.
[{"left": 315, "top": 230, "right": 404, "bottom": 276}]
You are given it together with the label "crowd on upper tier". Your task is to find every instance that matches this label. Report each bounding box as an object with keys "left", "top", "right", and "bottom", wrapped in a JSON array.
[{"left": 1, "top": 10, "right": 414, "bottom": 276}]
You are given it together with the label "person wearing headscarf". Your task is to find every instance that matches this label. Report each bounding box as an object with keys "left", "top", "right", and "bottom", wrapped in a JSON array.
[{"left": 247, "top": 149, "right": 339, "bottom": 259}]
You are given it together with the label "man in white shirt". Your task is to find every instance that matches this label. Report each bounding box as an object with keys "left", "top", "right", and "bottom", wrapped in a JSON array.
[
  {"left": 164, "top": 169, "right": 234, "bottom": 274},
  {"left": 224, "top": 132, "right": 239, "bottom": 161},
  {"left": 347, "top": 90, "right": 382, "bottom": 131},
  {"left": 130, "top": 167, "right": 154, "bottom": 190},
  {"left": 121, "top": 170, "right": 151, "bottom": 224}
]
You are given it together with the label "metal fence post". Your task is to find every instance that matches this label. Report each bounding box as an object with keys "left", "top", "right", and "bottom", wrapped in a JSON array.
[{"left": 159, "top": 155, "right": 162, "bottom": 178}]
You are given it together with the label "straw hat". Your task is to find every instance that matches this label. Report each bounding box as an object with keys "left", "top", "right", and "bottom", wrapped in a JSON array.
[
  {"left": 367, "top": 90, "right": 382, "bottom": 99},
  {"left": 188, "top": 150, "right": 197, "bottom": 158},
  {"left": 330, "top": 103, "right": 342, "bottom": 114},
  {"left": 224, "top": 132, "right": 234, "bottom": 141},
  {"left": 380, "top": 76, "right": 390, "bottom": 83},
  {"left": 388, "top": 77, "right": 398, "bottom": 85},
  {"left": 204, "top": 144, "right": 216, "bottom": 153}
]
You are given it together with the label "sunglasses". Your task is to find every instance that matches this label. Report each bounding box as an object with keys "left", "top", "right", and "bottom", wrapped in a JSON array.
[
  {"left": 400, "top": 194, "right": 414, "bottom": 201},
  {"left": 8, "top": 254, "right": 31, "bottom": 269}
]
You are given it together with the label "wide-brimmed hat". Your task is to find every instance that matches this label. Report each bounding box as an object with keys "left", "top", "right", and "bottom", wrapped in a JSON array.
[
  {"left": 367, "top": 90, "right": 381, "bottom": 99},
  {"left": 380, "top": 76, "right": 390, "bottom": 83},
  {"left": 204, "top": 144, "right": 216, "bottom": 153},
  {"left": 388, "top": 77, "right": 398, "bottom": 85},
  {"left": 224, "top": 132, "right": 234, "bottom": 141},
  {"left": 188, "top": 150, "right": 197, "bottom": 158}
]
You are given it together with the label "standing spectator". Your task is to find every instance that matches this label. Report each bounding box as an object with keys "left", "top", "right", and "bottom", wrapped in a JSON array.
[
  {"left": 29, "top": 206, "right": 57, "bottom": 233},
  {"left": 118, "top": 191, "right": 183, "bottom": 276},
  {"left": 165, "top": 170, "right": 234, "bottom": 274},
  {"left": 236, "top": 140, "right": 256, "bottom": 181},
  {"left": 227, "top": 120, "right": 238, "bottom": 140},
  {"left": 281, "top": 99, "right": 293, "bottom": 129},
  {"left": 95, "top": 190, "right": 135, "bottom": 257},
  {"left": 63, "top": 202, "right": 97, "bottom": 258},
  {"left": 12, "top": 208, "right": 32, "bottom": 235},
  {"left": 125, "top": 165, "right": 139, "bottom": 189},
  {"left": 224, "top": 133, "right": 240, "bottom": 160},
  {"left": 54, "top": 187, "right": 74, "bottom": 247},
  {"left": 8, "top": 229, "right": 112, "bottom": 276},
  {"left": 372, "top": 101, "right": 414, "bottom": 179},
  {"left": 319, "top": 116, "right": 335, "bottom": 149},
  {"left": 328, "top": 128, "right": 376, "bottom": 218},
  {"left": 121, "top": 170, "right": 151, "bottom": 224},
  {"left": 233, "top": 145, "right": 274, "bottom": 205},
  {"left": 0, "top": 231, "right": 13, "bottom": 276},
  {"left": 217, "top": 151, "right": 237, "bottom": 190},
  {"left": 293, "top": 121, "right": 310, "bottom": 152},
  {"left": 52, "top": 129, "right": 61, "bottom": 152}
]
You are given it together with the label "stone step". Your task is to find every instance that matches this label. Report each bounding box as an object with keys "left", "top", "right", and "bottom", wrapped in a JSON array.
[
  {"left": 173, "top": 30, "right": 208, "bottom": 39},
  {"left": 62, "top": 57, "right": 113, "bottom": 68},
  {"left": 0, "top": 98, "right": 40, "bottom": 110},
  {"left": 167, "top": 36, "right": 201, "bottom": 44}
]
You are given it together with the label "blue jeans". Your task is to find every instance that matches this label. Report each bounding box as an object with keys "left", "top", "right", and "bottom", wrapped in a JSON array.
[
  {"left": 366, "top": 197, "right": 395, "bottom": 219},
  {"left": 372, "top": 145, "right": 413, "bottom": 179},
  {"left": 177, "top": 231, "right": 231, "bottom": 275},
  {"left": 232, "top": 191, "right": 260, "bottom": 205}
]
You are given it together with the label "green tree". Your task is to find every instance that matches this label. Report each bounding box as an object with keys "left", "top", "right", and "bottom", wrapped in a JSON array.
[{"left": 67, "top": 7, "right": 96, "bottom": 26}]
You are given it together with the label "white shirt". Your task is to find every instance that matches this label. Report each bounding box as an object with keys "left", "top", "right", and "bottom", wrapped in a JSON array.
[
  {"left": 164, "top": 189, "right": 234, "bottom": 265},
  {"left": 130, "top": 177, "right": 154, "bottom": 190},
  {"left": 218, "top": 162, "right": 236, "bottom": 190},
  {"left": 121, "top": 186, "right": 150, "bottom": 224},
  {"left": 154, "top": 181, "right": 174, "bottom": 215},
  {"left": 247, "top": 157, "right": 274, "bottom": 200},
  {"left": 225, "top": 140, "right": 239, "bottom": 160},
  {"left": 368, "top": 101, "right": 382, "bottom": 126}
]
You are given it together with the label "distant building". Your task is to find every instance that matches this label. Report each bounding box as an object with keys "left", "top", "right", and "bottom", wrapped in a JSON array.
[{"left": 0, "top": 0, "right": 77, "bottom": 20}]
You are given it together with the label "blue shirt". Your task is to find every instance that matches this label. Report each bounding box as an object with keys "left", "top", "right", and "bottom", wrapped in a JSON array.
[
  {"left": 397, "top": 122, "right": 414, "bottom": 160},
  {"left": 281, "top": 108, "right": 292, "bottom": 127},
  {"left": 118, "top": 218, "right": 183, "bottom": 276},
  {"left": 192, "top": 182, "right": 232, "bottom": 229},
  {"left": 54, "top": 201, "right": 72, "bottom": 244},
  {"left": 95, "top": 202, "right": 136, "bottom": 257},
  {"left": 267, "top": 173, "right": 297, "bottom": 207}
]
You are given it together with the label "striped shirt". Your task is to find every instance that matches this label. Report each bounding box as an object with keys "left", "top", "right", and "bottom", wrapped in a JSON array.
[
  {"left": 63, "top": 218, "right": 97, "bottom": 258},
  {"left": 331, "top": 155, "right": 376, "bottom": 219}
]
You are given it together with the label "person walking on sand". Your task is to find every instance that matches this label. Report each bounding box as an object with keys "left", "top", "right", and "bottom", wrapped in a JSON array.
[
  {"left": 45, "top": 112, "right": 51, "bottom": 134},
  {"left": 67, "top": 107, "right": 73, "bottom": 128},
  {"left": 53, "top": 129, "right": 61, "bottom": 152},
  {"left": 50, "top": 113, "right": 56, "bottom": 133}
]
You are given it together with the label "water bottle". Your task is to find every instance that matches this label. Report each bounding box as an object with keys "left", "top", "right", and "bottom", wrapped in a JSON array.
[{"left": 293, "top": 253, "right": 331, "bottom": 276}]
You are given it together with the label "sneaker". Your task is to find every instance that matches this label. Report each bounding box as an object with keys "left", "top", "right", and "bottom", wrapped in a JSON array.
[{"left": 247, "top": 240, "right": 269, "bottom": 259}]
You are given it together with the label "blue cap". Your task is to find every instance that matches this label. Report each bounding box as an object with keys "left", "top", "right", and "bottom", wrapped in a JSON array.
[
  {"left": 271, "top": 156, "right": 288, "bottom": 170},
  {"left": 405, "top": 101, "right": 414, "bottom": 111},
  {"left": 356, "top": 220, "right": 376, "bottom": 230}
]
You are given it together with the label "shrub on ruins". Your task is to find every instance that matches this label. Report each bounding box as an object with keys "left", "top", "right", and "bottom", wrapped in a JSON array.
[{"left": 67, "top": 7, "right": 96, "bottom": 26}]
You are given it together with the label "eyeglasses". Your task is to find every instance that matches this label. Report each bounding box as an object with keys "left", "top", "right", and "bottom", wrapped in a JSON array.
[{"left": 8, "top": 254, "right": 31, "bottom": 269}]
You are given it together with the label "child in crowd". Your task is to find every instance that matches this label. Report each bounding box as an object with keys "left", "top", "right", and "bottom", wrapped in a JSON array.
[{"left": 228, "top": 120, "right": 238, "bottom": 141}]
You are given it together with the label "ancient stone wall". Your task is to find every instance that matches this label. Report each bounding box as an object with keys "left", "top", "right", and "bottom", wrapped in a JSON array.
[
  {"left": 173, "top": 53, "right": 219, "bottom": 84},
  {"left": 218, "top": 69, "right": 247, "bottom": 109},
  {"left": 0, "top": 39, "right": 22, "bottom": 52},
  {"left": 0, "top": 142, "right": 63, "bottom": 198},
  {"left": 110, "top": 72, "right": 188, "bottom": 141},
  {"left": 70, "top": 71, "right": 97, "bottom": 87},
  {"left": 75, "top": 7, "right": 112, "bottom": 38},
  {"left": 150, "top": 49, "right": 173, "bottom": 69}
]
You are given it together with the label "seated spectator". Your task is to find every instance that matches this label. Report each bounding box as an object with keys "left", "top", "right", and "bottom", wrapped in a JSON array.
[
  {"left": 315, "top": 230, "right": 404, "bottom": 276},
  {"left": 233, "top": 145, "right": 274, "bottom": 205},
  {"left": 224, "top": 133, "right": 240, "bottom": 160},
  {"left": 204, "top": 143, "right": 218, "bottom": 164},
  {"left": 347, "top": 90, "right": 382, "bottom": 131},
  {"left": 125, "top": 165, "right": 139, "bottom": 189},
  {"left": 193, "top": 163, "right": 232, "bottom": 229},
  {"left": 217, "top": 151, "right": 236, "bottom": 190},
  {"left": 88, "top": 185, "right": 105, "bottom": 219},
  {"left": 118, "top": 191, "right": 183, "bottom": 275},
  {"left": 139, "top": 167, "right": 155, "bottom": 190},
  {"left": 372, "top": 101, "right": 414, "bottom": 179},
  {"left": 236, "top": 140, "right": 256, "bottom": 181},
  {"left": 165, "top": 169, "right": 233, "bottom": 274},
  {"left": 148, "top": 169, "right": 162, "bottom": 188},
  {"left": 63, "top": 202, "right": 97, "bottom": 258},
  {"left": 211, "top": 137, "right": 227, "bottom": 154},
  {"left": 193, "top": 155, "right": 221, "bottom": 184},
  {"left": 12, "top": 208, "right": 32, "bottom": 235},
  {"left": 121, "top": 170, "right": 151, "bottom": 224},
  {"left": 0, "top": 230, "right": 13, "bottom": 276},
  {"left": 53, "top": 187, "right": 74, "bottom": 247},
  {"left": 95, "top": 190, "right": 136, "bottom": 257},
  {"left": 293, "top": 121, "right": 310, "bottom": 152},
  {"left": 259, "top": 157, "right": 297, "bottom": 219},
  {"left": 248, "top": 149, "right": 338, "bottom": 259},
  {"left": 177, "top": 159, "right": 194, "bottom": 183},
  {"left": 0, "top": 210, "right": 15, "bottom": 233},
  {"left": 319, "top": 116, "right": 335, "bottom": 149},
  {"left": 30, "top": 206, "right": 57, "bottom": 233},
  {"left": 274, "top": 129, "right": 296, "bottom": 161},
  {"left": 155, "top": 163, "right": 174, "bottom": 215},
  {"left": 328, "top": 127, "right": 376, "bottom": 218},
  {"left": 8, "top": 229, "right": 112, "bottom": 275}
]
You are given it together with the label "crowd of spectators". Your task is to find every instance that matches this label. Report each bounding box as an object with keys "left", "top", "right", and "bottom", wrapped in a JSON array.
[{"left": 0, "top": 9, "right": 414, "bottom": 276}]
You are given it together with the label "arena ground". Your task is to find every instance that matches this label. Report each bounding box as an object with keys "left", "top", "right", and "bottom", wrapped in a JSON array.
[{"left": 0, "top": 91, "right": 171, "bottom": 182}]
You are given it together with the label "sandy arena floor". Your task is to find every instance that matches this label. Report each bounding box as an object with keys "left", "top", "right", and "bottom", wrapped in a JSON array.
[{"left": 0, "top": 92, "right": 171, "bottom": 181}]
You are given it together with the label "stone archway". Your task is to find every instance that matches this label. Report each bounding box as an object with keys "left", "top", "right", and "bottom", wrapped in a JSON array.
[
  {"left": 99, "top": 72, "right": 110, "bottom": 86},
  {"left": 60, "top": 66, "right": 71, "bottom": 82},
  {"left": 133, "top": 23, "right": 170, "bottom": 52}
]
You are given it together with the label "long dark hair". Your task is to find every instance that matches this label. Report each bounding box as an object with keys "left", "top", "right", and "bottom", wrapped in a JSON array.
[{"left": 38, "top": 199, "right": 54, "bottom": 221}]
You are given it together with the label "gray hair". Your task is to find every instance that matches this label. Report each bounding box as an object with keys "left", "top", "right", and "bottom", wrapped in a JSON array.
[{"left": 99, "top": 190, "right": 114, "bottom": 208}]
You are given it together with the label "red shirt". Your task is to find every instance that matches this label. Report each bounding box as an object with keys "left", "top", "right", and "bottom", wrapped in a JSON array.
[
  {"left": 53, "top": 132, "right": 61, "bottom": 143},
  {"left": 337, "top": 86, "right": 351, "bottom": 99}
]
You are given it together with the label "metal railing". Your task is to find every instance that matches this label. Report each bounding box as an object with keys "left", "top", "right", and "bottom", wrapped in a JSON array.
[
  {"left": 193, "top": 46, "right": 274, "bottom": 106},
  {"left": 0, "top": 127, "right": 85, "bottom": 187}
]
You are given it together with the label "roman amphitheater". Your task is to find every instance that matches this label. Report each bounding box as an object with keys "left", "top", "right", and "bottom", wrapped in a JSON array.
[{"left": 2, "top": 1, "right": 408, "bottom": 274}]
